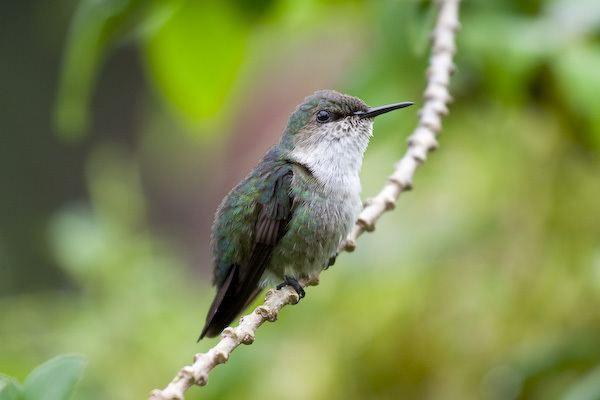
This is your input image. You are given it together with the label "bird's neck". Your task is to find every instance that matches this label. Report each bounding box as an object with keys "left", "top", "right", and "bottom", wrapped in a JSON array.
[{"left": 287, "top": 134, "right": 369, "bottom": 195}]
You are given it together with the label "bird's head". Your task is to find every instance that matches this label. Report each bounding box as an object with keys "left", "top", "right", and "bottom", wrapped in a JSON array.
[{"left": 279, "top": 90, "right": 413, "bottom": 175}]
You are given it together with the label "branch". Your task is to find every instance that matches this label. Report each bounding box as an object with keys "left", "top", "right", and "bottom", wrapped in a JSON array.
[
  {"left": 341, "top": 0, "right": 460, "bottom": 252},
  {"left": 149, "top": 279, "right": 312, "bottom": 400},
  {"left": 150, "top": 1, "right": 460, "bottom": 398}
]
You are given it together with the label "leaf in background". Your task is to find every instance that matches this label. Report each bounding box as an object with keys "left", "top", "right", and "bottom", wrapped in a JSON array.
[
  {"left": 543, "top": 0, "right": 600, "bottom": 46},
  {"left": 143, "top": 1, "right": 248, "bottom": 132},
  {"left": 0, "top": 376, "right": 22, "bottom": 400},
  {"left": 460, "top": 13, "right": 550, "bottom": 102},
  {"left": 406, "top": 0, "right": 436, "bottom": 57},
  {"left": 229, "top": 0, "right": 276, "bottom": 22},
  {"left": 563, "top": 365, "right": 600, "bottom": 400},
  {"left": 22, "top": 355, "right": 86, "bottom": 400},
  {"left": 53, "top": 0, "right": 180, "bottom": 140},
  {"left": 553, "top": 44, "right": 600, "bottom": 149}
]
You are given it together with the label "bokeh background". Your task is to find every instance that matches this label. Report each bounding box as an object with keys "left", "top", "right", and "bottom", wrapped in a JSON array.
[{"left": 2, "top": 0, "right": 600, "bottom": 399}]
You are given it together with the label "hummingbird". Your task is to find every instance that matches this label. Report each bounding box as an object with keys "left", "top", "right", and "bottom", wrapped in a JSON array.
[{"left": 199, "top": 90, "right": 413, "bottom": 339}]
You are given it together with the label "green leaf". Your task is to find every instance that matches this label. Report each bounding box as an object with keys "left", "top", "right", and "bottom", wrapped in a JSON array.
[
  {"left": 460, "top": 11, "right": 563, "bottom": 103},
  {"left": 543, "top": 0, "right": 600, "bottom": 46},
  {"left": 54, "top": 0, "right": 139, "bottom": 140},
  {"left": 563, "top": 365, "right": 600, "bottom": 400},
  {"left": 53, "top": 0, "right": 180, "bottom": 140},
  {"left": 406, "top": 0, "right": 436, "bottom": 57},
  {"left": 553, "top": 44, "right": 600, "bottom": 149},
  {"left": 0, "top": 376, "right": 22, "bottom": 400},
  {"left": 22, "top": 355, "right": 86, "bottom": 400},
  {"left": 143, "top": 1, "right": 248, "bottom": 130}
]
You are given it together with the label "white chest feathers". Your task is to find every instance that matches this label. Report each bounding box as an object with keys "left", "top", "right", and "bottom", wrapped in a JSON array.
[{"left": 290, "top": 118, "right": 373, "bottom": 196}]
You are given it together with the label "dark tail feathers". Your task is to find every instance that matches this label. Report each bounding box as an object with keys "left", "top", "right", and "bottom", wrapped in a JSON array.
[{"left": 198, "top": 264, "right": 261, "bottom": 340}]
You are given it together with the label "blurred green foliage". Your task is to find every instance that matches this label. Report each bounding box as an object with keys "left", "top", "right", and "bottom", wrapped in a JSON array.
[
  {"left": 2, "top": 0, "right": 600, "bottom": 399},
  {"left": 144, "top": 1, "right": 248, "bottom": 127},
  {"left": 53, "top": 0, "right": 179, "bottom": 139},
  {"left": 0, "top": 355, "right": 86, "bottom": 400}
]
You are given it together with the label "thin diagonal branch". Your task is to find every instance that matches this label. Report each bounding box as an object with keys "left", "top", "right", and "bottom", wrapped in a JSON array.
[
  {"left": 150, "top": 1, "right": 460, "bottom": 398},
  {"left": 342, "top": 0, "right": 460, "bottom": 252},
  {"left": 149, "top": 281, "right": 310, "bottom": 400}
]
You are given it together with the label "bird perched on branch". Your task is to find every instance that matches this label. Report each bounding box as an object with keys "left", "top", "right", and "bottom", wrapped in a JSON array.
[{"left": 200, "top": 90, "right": 412, "bottom": 339}]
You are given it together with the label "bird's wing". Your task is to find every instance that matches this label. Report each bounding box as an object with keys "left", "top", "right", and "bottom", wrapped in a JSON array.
[{"left": 199, "top": 162, "right": 294, "bottom": 339}]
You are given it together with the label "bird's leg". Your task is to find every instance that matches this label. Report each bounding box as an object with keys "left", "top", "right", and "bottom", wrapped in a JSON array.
[{"left": 276, "top": 276, "right": 305, "bottom": 299}]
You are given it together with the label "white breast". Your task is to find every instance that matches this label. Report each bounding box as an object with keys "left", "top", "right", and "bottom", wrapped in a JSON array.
[{"left": 290, "top": 119, "right": 372, "bottom": 197}]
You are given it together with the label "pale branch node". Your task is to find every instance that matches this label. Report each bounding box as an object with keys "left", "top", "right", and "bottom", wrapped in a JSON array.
[{"left": 149, "top": 0, "right": 460, "bottom": 398}]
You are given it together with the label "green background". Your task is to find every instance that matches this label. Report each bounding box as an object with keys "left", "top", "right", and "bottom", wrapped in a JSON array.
[{"left": 2, "top": 0, "right": 600, "bottom": 399}]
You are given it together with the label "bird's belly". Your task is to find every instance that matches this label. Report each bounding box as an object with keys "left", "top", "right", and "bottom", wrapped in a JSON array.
[{"left": 262, "top": 192, "right": 361, "bottom": 286}]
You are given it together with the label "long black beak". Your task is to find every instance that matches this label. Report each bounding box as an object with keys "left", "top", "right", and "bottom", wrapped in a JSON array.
[{"left": 354, "top": 101, "right": 414, "bottom": 119}]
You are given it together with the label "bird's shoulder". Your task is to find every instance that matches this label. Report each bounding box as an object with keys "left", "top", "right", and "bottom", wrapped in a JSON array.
[
  {"left": 222, "top": 147, "right": 293, "bottom": 208},
  {"left": 211, "top": 148, "right": 294, "bottom": 281}
]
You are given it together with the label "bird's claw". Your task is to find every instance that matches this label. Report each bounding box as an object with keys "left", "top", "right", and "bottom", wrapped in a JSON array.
[
  {"left": 324, "top": 255, "right": 337, "bottom": 270},
  {"left": 276, "top": 276, "right": 305, "bottom": 299}
]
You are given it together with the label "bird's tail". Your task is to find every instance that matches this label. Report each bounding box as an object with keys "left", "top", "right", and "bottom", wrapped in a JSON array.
[{"left": 198, "top": 264, "right": 262, "bottom": 340}]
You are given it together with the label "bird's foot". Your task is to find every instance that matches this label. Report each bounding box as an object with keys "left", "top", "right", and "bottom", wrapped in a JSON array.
[
  {"left": 276, "top": 276, "right": 305, "bottom": 299},
  {"left": 323, "top": 255, "right": 337, "bottom": 270}
]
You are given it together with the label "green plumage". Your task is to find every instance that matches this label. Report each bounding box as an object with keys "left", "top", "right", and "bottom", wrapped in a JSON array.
[{"left": 199, "top": 89, "right": 403, "bottom": 339}]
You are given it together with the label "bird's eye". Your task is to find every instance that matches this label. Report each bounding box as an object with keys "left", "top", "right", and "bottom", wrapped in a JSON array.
[{"left": 316, "top": 110, "right": 331, "bottom": 123}]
